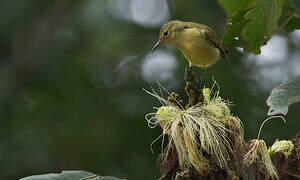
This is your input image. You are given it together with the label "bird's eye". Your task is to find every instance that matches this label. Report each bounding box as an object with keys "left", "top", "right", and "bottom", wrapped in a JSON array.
[{"left": 163, "top": 31, "right": 168, "bottom": 36}]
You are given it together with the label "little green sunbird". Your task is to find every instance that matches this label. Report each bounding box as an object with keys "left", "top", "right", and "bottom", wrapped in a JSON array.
[{"left": 152, "top": 20, "right": 228, "bottom": 68}]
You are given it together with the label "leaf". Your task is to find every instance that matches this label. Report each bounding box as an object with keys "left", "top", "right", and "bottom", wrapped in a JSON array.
[
  {"left": 219, "top": 0, "right": 300, "bottom": 54},
  {"left": 242, "top": 0, "right": 283, "bottom": 54},
  {"left": 278, "top": 0, "right": 296, "bottom": 26},
  {"left": 20, "top": 171, "right": 122, "bottom": 180},
  {"left": 267, "top": 77, "right": 300, "bottom": 116},
  {"left": 284, "top": 17, "right": 300, "bottom": 32},
  {"left": 218, "top": 0, "right": 258, "bottom": 15},
  {"left": 219, "top": 0, "right": 284, "bottom": 54},
  {"left": 223, "top": 9, "right": 250, "bottom": 51},
  {"left": 219, "top": 0, "right": 258, "bottom": 51},
  {"left": 289, "top": 0, "right": 300, "bottom": 17},
  {"left": 278, "top": 0, "right": 300, "bottom": 32}
]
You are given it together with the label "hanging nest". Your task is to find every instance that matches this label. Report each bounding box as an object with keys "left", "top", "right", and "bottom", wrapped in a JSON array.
[{"left": 145, "top": 85, "right": 244, "bottom": 176}]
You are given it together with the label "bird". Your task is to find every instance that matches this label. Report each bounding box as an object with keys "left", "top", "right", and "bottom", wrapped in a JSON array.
[{"left": 152, "top": 20, "right": 228, "bottom": 83}]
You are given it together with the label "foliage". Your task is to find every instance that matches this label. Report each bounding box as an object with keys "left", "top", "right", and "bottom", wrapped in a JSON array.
[
  {"left": 20, "top": 171, "right": 121, "bottom": 180},
  {"left": 289, "top": 0, "right": 300, "bottom": 16},
  {"left": 219, "top": 0, "right": 300, "bottom": 54},
  {"left": 267, "top": 77, "right": 300, "bottom": 115}
]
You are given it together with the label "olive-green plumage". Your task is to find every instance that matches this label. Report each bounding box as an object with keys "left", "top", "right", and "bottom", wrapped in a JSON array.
[{"left": 152, "top": 20, "right": 228, "bottom": 67}]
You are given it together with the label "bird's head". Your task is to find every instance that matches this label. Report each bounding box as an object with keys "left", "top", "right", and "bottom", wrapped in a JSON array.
[{"left": 152, "top": 20, "right": 185, "bottom": 52}]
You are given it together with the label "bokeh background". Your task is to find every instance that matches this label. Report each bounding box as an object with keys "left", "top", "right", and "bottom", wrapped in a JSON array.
[{"left": 0, "top": 0, "right": 299, "bottom": 179}]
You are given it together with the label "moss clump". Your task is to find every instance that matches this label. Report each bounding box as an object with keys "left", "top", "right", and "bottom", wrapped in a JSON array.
[
  {"left": 155, "top": 106, "right": 180, "bottom": 134},
  {"left": 268, "top": 140, "right": 294, "bottom": 158}
]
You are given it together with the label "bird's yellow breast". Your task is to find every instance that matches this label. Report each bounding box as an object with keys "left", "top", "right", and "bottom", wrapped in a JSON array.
[{"left": 174, "top": 28, "right": 220, "bottom": 67}]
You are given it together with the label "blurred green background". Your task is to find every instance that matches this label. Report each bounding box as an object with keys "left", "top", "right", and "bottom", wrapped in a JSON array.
[{"left": 0, "top": 0, "right": 299, "bottom": 179}]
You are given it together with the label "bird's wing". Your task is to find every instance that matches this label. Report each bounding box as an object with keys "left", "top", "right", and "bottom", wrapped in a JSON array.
[
  {"left": 200, "top": 29, "right": 228, "bottom": 59},
  {"left": 191, "top": 24, "right": 228, "bottom": 59}
]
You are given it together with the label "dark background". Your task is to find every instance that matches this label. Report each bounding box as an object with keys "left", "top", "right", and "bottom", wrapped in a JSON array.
[{"left": 0, "top": 0, "right": 299, "bottom": 179}]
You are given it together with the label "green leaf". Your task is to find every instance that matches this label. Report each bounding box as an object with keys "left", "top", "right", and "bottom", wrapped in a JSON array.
[
  {"left": 284, "top": 17, "right": 300, "bottom": 32},
  {"left": 278, "top": 0, "right": 295, "bottom": 26},
  {"left": 280, "top": 0, "right": 300, "bottom": 32},
  {"left": 218, "top": 0, "right": 258, "bottom": 15},
  {"left": 267, "top": 77, "right": 300, "bottom": 116},
  {"left": 242, "top": 0, "right": 283, "bottom": 54},
  {"left": 219, "top": 0, "right": 300, "bottom": 54},
  {"left": 289, "top": 0, "right": 300, "bottom": 17},
  {"left": 223, "top": 9, "right": 250, "bottom": 50},
  {"left": 20, "top": 171, "right": 122, "bottom": 180},
  {"left": 278, "top": 0, "right": 300, "bottom": 32}
]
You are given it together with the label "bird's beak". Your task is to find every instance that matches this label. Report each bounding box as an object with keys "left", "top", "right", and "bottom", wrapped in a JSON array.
[{"left": 152, "top": 40, "right": 164, "bottom": 52}]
